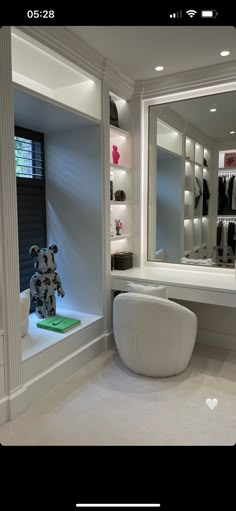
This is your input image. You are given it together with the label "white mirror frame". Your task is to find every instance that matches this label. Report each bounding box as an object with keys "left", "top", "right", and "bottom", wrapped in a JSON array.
[{"left": 141, "top": 80, "right": 236, "bottom": 274}]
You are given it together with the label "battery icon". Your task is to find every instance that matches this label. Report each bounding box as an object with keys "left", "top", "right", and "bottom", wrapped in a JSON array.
[{"left": 201, "top": 10, "right": 218, "bottom": 17}]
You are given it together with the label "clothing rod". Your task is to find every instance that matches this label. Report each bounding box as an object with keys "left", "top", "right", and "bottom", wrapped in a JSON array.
[
  {"left": 219, "top": 171, "right": 236, "bottom": 174},
  {"left": 217, "top": 219, "right": 236, "bottom": 222}
]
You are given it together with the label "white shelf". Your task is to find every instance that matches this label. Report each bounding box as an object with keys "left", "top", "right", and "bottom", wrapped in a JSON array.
[
  {"left": 110, "top": 125, "right": 130, "bottom": 137},
  {"left": 21, "top": 308, "right": 102, "bottom": 361},
  {"left": 12, "top": 28, "right": 101, "bottom": 120},
  {"left": 111, "top": 234, "right": 132, "bottom": 240},
  {"left": 110, "top": 163, "right": 131, "bottom": 171},
  {"left": 110, "top": 201, "right": 132, "bottom": 205}
]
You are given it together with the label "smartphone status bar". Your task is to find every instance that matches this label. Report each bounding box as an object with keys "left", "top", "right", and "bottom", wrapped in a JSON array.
[{"left": 0, "top": 7, "right": 235, "bottom": 26}]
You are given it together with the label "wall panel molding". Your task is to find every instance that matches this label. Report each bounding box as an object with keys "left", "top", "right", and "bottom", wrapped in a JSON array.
[{"left": 0, "top": 27, "right": 22, "bottom": 391}]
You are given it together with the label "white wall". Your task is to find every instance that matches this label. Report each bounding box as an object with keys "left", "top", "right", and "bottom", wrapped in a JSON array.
[{"left": 45, "top": 124, "right": 103, "bottom": 316}]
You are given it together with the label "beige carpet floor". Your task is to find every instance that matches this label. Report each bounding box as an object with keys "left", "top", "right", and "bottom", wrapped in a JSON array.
[{"left": 0, "top": 344, "right": 236, "bottom": 445}]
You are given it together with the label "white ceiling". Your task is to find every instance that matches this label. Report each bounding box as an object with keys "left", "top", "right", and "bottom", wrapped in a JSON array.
[
  {"left": 159, "top": 91, "right": 236, "bottom": 143},
  {"left": 67, "top": 26, "right": 236, "bottom": 80}
]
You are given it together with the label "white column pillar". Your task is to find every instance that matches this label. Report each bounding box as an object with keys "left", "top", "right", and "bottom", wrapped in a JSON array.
[
  {"left": 0, "top": 27, "right": 22, "bottom": 392},
  {"left": 102, "top": 81, "right": 112, "bottom": 333}
]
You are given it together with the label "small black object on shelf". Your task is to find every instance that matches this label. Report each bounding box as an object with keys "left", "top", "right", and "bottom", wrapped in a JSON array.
[
  {"left": 114, "top": 251, "right": 133, "bottom": 270},
  {"left": 110, "top": 95, "right": 120, "bottom": 128},
  {"left": 114, "top": 190, "right": 126, "bottom": 201},
  {"left": 111, "top": 254, "right": 115, "bottom": 270},
  {"left": 203, "top": 158, "right": 208, "bottom": 167},
  {"left": 110, "top": 180, "right": 113, "bottom": 200}
]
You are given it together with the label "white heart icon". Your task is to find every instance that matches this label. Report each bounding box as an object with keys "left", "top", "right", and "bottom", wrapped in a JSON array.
[{"left": 206, "top": 398, "right": 218, "bottom": 410}]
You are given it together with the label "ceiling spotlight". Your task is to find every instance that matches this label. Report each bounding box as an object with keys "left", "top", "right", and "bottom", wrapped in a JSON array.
[
  {"left": 210, "top": 108, "right": 216, "bottom": 112},
  {"left": 220, "top": 50, "right": 230, "bottom": 56},
  {"left": 155, "top": 66, "right": 164, "bottom": 71},
  {"left": 230, "top": 131, "right": 235, "bottom": 134}
]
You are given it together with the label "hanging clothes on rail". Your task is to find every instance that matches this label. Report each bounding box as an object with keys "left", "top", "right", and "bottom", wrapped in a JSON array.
[
  {"left": 225, "top": 175, "right": 231, "bottom": 200},
  {"left": 202, "top": 178, "right": 210, "bottom": 215},
  {"left": 227, "top": 222, "right": 236, "bottom": 254},
  {"left": 232, "top": 178, "right": 236, "bottom": 210},
  {"left": 216, "top": 219, "right": 236, "bottom": 255},
  {"left": 218, "top": 174, "right": 236, "bottom": 214},
  {"left": 227, "top": 175, "right": 235, "bottom": 211},
  {"left": 218, "top": 176, "right": 227, "bottom": 214},
  {"left": 217, "top": 221, "right": 223, "bottom": 246},
  {"left": 194, "top": 177, "right": 201, "bottom": 209}
]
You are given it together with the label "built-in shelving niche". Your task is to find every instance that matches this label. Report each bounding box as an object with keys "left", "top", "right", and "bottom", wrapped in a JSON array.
[
  {"left": 11, "top": 28, "right": 101, "bottom": 121},
  {"left": 13, "top": 84, "right": 103, "bottom": 375},
  {"left": 109, "top": 92, "right": 133, "bottom": 255}
]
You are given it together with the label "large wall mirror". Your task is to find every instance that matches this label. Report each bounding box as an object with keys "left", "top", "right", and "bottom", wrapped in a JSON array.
[{"left": 148, "top": 91, "right": 236, "bottom": 268}]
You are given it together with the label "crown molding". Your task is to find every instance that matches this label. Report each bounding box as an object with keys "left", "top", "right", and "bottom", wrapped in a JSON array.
[
  {"left": 134, "top": 61, "right": 236, "bottom": 99},
  {"left": 103, "top": 59, "right": 135, "bottom": 100},
  {"left": 15, "top": 26, "right": 104, "bottom": 80},
  {"left": 13, "top": 29, "right": 236, "bottom": 104},
  {"left": 153, "top": 104, "right": 215, "bottom": 149}
]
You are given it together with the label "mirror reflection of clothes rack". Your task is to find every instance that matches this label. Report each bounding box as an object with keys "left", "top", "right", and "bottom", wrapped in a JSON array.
[
  {"left": 218, "top": 170, "right": 236, "bottom": 215},
  {"left": 217, "top": 216, "right": 236, "bottom": 256}
]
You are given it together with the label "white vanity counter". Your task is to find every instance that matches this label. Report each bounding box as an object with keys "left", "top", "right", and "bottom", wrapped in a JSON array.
[{"left": 111, "top": 267, "right": 236, "bottom": 307}]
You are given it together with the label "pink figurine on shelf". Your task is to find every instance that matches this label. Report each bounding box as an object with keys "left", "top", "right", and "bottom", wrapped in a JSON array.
[{"left": 112, "top": 145, "right": 120, "bottom": 165}]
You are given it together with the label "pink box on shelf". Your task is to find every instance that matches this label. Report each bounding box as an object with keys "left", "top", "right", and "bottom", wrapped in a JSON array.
[{"left": 224, "top": 152, "right": 236, "bottom": 168}]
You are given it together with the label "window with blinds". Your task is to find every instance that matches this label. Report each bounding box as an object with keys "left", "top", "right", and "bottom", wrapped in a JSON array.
[
  {"left": 15, "top": 126, "right": 47, "bottom": 298},
  {"left": 15, "top": 126, "right": 44, "bottom": 179}
]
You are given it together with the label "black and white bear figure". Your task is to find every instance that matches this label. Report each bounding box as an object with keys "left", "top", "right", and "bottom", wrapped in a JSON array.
[{"left": 29, "top": 244, "right": 65, "bottom": 318}]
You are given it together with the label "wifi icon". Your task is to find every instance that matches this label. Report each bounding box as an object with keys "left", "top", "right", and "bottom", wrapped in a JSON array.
[{"left": 186, "top": 9, "right": 197, "bottom": 17}]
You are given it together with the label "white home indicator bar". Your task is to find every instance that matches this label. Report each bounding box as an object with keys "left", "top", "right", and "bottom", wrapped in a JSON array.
[{"left": 76, "top": 505, "right": 161, "bottom": 508}]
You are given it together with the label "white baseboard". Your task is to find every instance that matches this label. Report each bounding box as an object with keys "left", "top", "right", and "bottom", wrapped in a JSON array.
[
  {"left": 0, "top": 396, "right": 8, "bottom": 428},
  {"left": 1, "top": 332, "right": 109, "bottom": 425},
  {"left": 196, "top": 328, "right": 236, "bottom": 351},
  {"left": 105, "top": 331, "right": 116, "bottom": 349}
]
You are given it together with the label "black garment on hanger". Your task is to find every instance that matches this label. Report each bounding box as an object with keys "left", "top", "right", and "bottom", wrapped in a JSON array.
[
  {"left": 217, "top": 221, "right": 223, "bottom": 246},
  {"left": 109, "top": 95, "right": 120, "bottom": 128},
  {"left": 218, "top": 176, "right": 227, "bottom": 214},
  {"left": 194, "top": 177, "right": 201, "bottom": 209},
  {"left": 202, "top": 178, "right": 210, "bottom": 215},
  {"left": 227, "top": 175, "right": 235, "bottom": 211},
  {"left": 227, "top": 222, "right": 236, "bottom": 255}
]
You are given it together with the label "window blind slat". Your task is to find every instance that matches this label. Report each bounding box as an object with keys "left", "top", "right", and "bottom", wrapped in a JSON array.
[{"left": 15, "top": 126, "right": 46, "bottom": 304}]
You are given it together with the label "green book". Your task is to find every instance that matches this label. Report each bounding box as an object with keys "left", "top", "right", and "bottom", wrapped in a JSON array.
[{"left": 37, "top": 315, "right": 81, "bottom": 333}]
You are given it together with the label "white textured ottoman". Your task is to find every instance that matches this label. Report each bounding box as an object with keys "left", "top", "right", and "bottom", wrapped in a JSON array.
[{"left": 113, "top": 292, "right": 197, "bottom": 377}]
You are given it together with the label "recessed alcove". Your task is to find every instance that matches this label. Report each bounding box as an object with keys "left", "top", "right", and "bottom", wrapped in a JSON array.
[
  {"left": 14, "top": 85, "right": 103, "bottom": 374},
  {"left": 11, "top": 28, "right": 101, "bottom": 120}
]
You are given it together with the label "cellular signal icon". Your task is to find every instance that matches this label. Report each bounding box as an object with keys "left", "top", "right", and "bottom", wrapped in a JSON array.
[
  {"left": 186, "top": 9, "right": 197, "bottom": 17},
  {"left": 169, "top": 10, "right": 182, "bottom": 18}
]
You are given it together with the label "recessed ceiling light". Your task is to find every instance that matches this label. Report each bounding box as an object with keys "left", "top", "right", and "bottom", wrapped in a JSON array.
[
  {"left": 210, "top": 108, "right": 216, "bottom": 112},
  {"left": 220, "top": 50, "right": 230, "bottom": 56},
  {"left": 230, "top": 131, "right": 235, "bottom": 134},
  {"left": 155, "top": 66, "right": 164, "bottom": 71}
]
